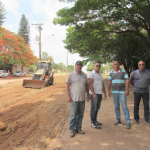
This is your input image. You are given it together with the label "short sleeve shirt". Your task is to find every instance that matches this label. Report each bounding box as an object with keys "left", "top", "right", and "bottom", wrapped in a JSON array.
[
  {"left": 66, "top": 71, "right": 88, "bottom": 101},
  {"left": 130, "top": 69, "right": 150, "bottom": 93},
  {"left": 87, "top": 70, "right": 103, "bottom": 94},
  {"left": 109, "top": 69, "right": 128, "bottom": 94}
]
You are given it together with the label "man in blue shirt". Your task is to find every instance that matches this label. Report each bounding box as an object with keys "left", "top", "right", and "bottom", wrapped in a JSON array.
[
  {"left": 108, "top": 60, "right": 131, "bottom": 129},
  {"left": 130, "top": 61, "right": 150, "bottom": 124}
]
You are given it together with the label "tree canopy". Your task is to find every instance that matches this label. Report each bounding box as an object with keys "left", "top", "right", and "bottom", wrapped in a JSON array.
[
  {"left": 0, "top": 1, "right": 6, "bottom": 25},
  {"left": 41, "top": 52, "right": 54, "bottom": 63},
  {"left": 18, "top": 14, "right": 30, "bottom": 44},
  {"left": 54, "top": 0, "right": 150, "bottom": 75},
  {"left": 0, "top": 26, "right": 38, "bottom": 72}
]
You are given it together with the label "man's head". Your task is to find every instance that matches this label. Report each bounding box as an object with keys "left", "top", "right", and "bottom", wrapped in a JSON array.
[
  {"left": 94, "top": 62, "right": 101, "bottom": 72},
  {"left": 113, "top": 60, "right": 120, "bottom": 70},
  {"left": 138, "top": 61, "right": 145, "bottom": 70},
  {"left": 75, "top": 60, "right": 83, "bottom": 72}
]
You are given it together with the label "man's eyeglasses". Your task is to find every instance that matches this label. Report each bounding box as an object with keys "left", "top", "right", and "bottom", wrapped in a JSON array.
[
  {"left": 139, "top": 64, "right": 145, "bottom": 66},
  {"left": 96, "top": 65, "right": 101, "bottom": 67}
]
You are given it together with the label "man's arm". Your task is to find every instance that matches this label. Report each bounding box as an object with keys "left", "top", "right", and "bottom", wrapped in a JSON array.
[
  {"left": 102, "top": 81, "right": 107, "bottom": 100},
  {"left": 88, "top": 78, "right": 97, "bottom": 100},
  {"left": 108, "top": 80, "right": 112, "bottom": 97},
  {"left": 86, "top": 83, "right": 90, "bottom": 102},
  {"left": 125, "top": 79, "right": 129, "bottom": 96},
  {"left": 66, "top": 83, "right": 71, "bottom": 102},
  {"left": 129, "top": 80, "right": 134, "bottom": 86}
]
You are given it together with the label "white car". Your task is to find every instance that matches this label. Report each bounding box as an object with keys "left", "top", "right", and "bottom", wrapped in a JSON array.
[
  {"left": 13, "top": 71, "right": 25, "bottom": 77},
  {"left": 0, "top": 70, "right": 9, "bottom": 78}
]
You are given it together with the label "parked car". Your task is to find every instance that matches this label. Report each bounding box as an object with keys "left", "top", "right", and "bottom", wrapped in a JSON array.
[
  {"left": 0, "top": 70, "right": 9, "bottom": 78},
  {"left": 13, "top": 71, "right": 25, "bottom": 77}
]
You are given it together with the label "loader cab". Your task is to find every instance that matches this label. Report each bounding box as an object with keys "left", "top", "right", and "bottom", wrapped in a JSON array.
[{"left": 37, "top": 62, "right": 51, "bottom": 70}]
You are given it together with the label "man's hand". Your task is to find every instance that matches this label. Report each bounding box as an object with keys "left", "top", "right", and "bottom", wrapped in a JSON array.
[
  {"left": 93, "top": 93, "right": 97, "bottom": 100},
  {"left": 103, "top": 93, "right": 107, "bottom": 100},
  {"left": 125, "top": 90, "right": 129, "bottom": 96},
  {"left": 68, "top": 96, "right": 71, "bottom": 102},
  {"left": 86, "top": 95, "right": 90, "bottom": 102},
  {"left": 108, "top": 91, "right": 112, "bottom": 97}
]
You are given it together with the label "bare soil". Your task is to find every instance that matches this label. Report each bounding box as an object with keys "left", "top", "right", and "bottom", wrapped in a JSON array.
[{"left": 0, "top": 75, "right": 150, "bottom": 150}]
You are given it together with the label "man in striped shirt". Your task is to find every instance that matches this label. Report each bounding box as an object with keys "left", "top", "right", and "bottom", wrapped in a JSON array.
[{"left": 108, "top": 60, "right": 131, "bottom": 129}]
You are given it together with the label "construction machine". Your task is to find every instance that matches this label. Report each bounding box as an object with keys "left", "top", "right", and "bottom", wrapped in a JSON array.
[{"left": 22, "top": 58, "right": 54, "bottom": 88}]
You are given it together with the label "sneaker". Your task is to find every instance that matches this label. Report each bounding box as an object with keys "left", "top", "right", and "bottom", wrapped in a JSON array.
[
  {"left": 76, "top": 130, "right": 85, "bottom": 134},
  {"left": 70, "top": 132, "right": 75, "bottom": 137},
  {"left": 91, "top": 123, "right": 101, "bottom": 129},
  {"left": 126, "top": 123, "right": 131, "bottom": 129},
  {"left": 113, "top": 119, "right": 121, "bottom": 125},
  {"left": 145, "top": 119, "right": 150, "bottom": 123},
  {"left": 135, "top": 120, "right": 139, "bottom": 125},
  {"left": 95, "top": 121, "right": 102, "bottom": 126}
]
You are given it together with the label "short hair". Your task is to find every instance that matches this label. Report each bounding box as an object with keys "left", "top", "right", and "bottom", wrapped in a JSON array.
[
  {"left": 113, "top": 60, "right": 120, "bottom": 64},
  {"left": 95, "top": 61, "right": 101, "bottom": 64},
  {"left": 138, "top": 60, "right": 145, "bottom": 65}
]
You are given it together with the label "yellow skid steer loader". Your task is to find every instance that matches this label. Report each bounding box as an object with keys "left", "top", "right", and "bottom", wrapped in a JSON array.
[{"left": 22, "top": 58, "right": 54, "bottom": 89}]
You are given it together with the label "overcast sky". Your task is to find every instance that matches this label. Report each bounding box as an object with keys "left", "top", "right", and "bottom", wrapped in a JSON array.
[{"left": 1, "top": 0, "right": 88, "bottom": 72}]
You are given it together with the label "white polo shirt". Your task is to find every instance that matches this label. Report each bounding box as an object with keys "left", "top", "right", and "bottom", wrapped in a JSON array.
[{"left": 88, "top": 70, "right": 103, "bottom": 94}]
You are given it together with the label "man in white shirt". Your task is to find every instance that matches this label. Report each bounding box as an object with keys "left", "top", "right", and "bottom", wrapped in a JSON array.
[{"left": 88, "top": 62, "right": 107, "bottom": 129}]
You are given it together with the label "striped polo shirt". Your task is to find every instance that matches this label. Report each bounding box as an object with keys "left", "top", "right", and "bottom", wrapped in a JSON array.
[{"left": 109, "top": 69, "right": 128, "bottom": 94}]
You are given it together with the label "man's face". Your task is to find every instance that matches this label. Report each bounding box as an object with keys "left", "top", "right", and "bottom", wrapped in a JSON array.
[
  {"left": 75, "top": 64, "right": 82, "bottom": 71},
  {"left": 138, "top": 61, "right": 145, "bottom": 70},
  {"left": 94, "top": 63, "right": 101, "bottom": 72},
  {"left": 113, "top": 61, "right": 119, "bottom": 70}
]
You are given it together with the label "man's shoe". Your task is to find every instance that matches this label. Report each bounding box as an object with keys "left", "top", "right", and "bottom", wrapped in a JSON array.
[
  {"left": 145, "top": 119, "right": 150, "bottom": 123},
  {"left": 126, "top": 123, "right": 131, "bottom": 129},
  {"left": 95, "top": 121, "right": 102, "bottom": 126},
  {"left": 113, "top": 119, "right": 121, "bottom": 125},
  {"left": 70, "top": 132, "right": 75, "bottom": 137},
  {"left": 135, "top": 120, "right": 139, "bottom": 125},
  {"left": 76, "top": 130, "right": 85, "bottom": 134},
  {"left": 91, "top": 123, "right": 101, "bottom": 129}
]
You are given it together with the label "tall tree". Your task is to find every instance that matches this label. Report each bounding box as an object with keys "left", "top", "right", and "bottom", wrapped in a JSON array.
[
  {"left": 0, "top": 26, "right": 38, "bottom": 73},
  {"left": 18, "top": 14, "right": 30, "bottom": 44},
  {"left": 0, "top": 1, "right": 6, "bottom": 25},
  {"left": 54, "top": 0, "right": 150, "bottom": 74}
]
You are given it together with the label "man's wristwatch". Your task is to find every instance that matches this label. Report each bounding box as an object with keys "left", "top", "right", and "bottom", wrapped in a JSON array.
[{"left": 126, "top": 89, "right": 129, "bottom": 91}]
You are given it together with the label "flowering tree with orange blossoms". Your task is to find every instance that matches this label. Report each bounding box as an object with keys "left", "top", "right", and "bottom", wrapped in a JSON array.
[{"left": 0, "top": 26, "right": 38, "bottom": 73}]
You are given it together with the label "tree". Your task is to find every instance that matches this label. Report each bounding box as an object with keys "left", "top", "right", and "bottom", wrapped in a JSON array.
[
  {"left": 41, "top": 52, "right": 54, "bottom": 63},
  {"left": 58, "top": 62, "right": 66, "bottom": 70},
  {"left": 67, "top": 65, "right": 74, "bottom": 71},
  {"left": 0, "top": 26, "right": 38, "bottom": 73},
  {"left": 86, "top": 63, "right": 94, "bottom": 72},
  {"left": 18, "top": 14, "right": 30, "bottom": 44},
  {"left": 0, "top": 1, "right": 6, "bottom": 25},
  {"left": 54, "top": 0, "right": 150, "bottom": 75}
]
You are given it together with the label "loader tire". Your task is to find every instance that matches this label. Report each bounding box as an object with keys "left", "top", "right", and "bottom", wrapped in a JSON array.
[
  {"left": 49, "top": 76, "right": 54, "bottom": 85},
  {"left": 45, "top": 78, "right": 49, "bottom": 87}
]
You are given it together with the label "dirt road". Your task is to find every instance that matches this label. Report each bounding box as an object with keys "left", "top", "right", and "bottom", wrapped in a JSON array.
[{"left": 0, "top": 74, "right": 150, "bottom": 150}]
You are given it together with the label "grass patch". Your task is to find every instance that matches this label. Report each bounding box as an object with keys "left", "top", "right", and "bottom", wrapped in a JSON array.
[{"left": 55, "top": 72, "right": 67, "bottom": 74}]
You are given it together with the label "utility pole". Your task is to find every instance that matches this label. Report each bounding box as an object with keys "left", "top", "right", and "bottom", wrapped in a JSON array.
[{"left": 32, "top": 23, "right": 43, "bottom": 61}]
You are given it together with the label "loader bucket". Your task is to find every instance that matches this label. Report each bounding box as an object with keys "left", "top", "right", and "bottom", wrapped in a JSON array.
[{"left": 22, "top": 79, "right": 46, "bottom": 89}]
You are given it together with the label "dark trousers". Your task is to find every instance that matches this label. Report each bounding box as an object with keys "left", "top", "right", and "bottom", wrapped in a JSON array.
[
  {"left": 90, "top": 94, "right": 102, "bottom": 124},
  {"left": 134, "top": 92, "right": 149, "bottom": 121}
]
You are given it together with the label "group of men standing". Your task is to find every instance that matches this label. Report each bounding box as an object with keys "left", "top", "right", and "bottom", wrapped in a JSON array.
[{"left": 66, "top": 60, "right": 150, "bottom": 137}]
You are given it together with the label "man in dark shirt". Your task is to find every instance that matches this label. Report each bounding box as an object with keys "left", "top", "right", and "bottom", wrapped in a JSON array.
[{"left": 130, "top": 61, "right": 150, "bottom": 124}]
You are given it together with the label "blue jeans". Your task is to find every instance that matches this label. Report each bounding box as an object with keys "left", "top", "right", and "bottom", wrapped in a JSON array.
[
  {"left": 69, "top": 101, "right": 85, "bottom": 132},
  {"left": 90, "top": 94, "right": 102, "bottom": 124},
  {"left": 112, "top": 93, "right": 131, "bottom": 123}
]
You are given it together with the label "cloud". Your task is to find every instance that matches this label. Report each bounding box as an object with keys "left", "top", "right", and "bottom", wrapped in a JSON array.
[{"left": 1, "top": 0, "right": 20, "bottom": 17}]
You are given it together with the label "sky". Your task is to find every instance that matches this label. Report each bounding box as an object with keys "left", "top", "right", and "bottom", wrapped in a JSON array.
[{"left": 1, "top": 0, "right": 88, "bottom": 72}]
